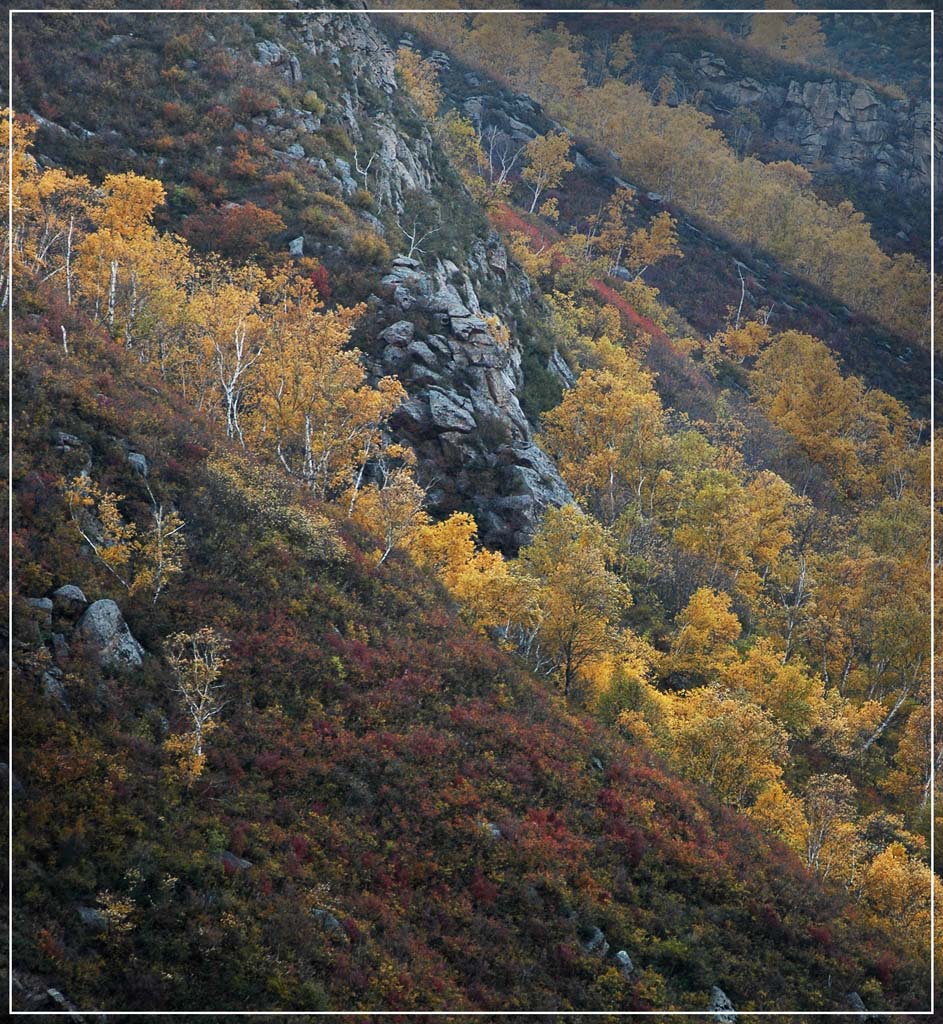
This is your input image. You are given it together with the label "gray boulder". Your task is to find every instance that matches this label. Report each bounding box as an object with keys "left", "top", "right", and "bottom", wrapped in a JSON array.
[
  {"left": 427, "top": 389, "right": 476, "bottom": 433},
  {"left": 312, "top": 908, "right": 349, "bottom": 942},
  {"left": 43, "top": 669, "right": 70, "bottom": 711},
  {"left": 581, "top": 926, "right": 609, "bottom": 957},
  {"left": 26, "top": 597, "right": 53, "bottom": 625},
  {"left": 708, "top": 985, "right": 736, "bottom": 1023},
  {"left": 76, "top": 600, "right": 144, "bottom": 671},
  {"left": 52, "top": 584, "right": 88, "bottom": 618},
  {"left": 380, "top": 320, "right": 415, "bottom": 347},
  {"left": 51, "top": 632, "right": 71, "bottom": 667},
  {"left": 127, "top": 452, "right": 148, "bottom": 476},
  {"left": 614, "top": 949, "right": 634, "bottom": 978}
]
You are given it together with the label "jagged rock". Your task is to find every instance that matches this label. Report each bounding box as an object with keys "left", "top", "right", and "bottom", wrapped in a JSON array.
[
  {"left": 27, "top": 597, "right": 53, "bottom": 625},
  {"left": 43, "top": 669, "right": 69, "bottom": 711},
  {"left": 708, "top": 985, "right": 736, "bottom": 1023},
  {"left": 378, "top": 319, "right": 415, "bottom": 352},
  {"left": 449, "top": 314, "right": 490, "bottom": 342},
  {"left": 581, "top": 926, "right": 609, "bottom": 957},
  {"left": 51, "top": 632, "right": 71, "bottom": 667},
  {"left": 54, "top": 430, "right": 85, "bottom": 449},
  {"left": 333, "top": 157, "right": 357, "bottom": 195},
  {"left": 548, "top": 348, "right": 575, "bottom": 389},
  {"left": 427, "top": 389, "right": 476, "bottom": 433},
  {"left": 77, "top": 906, "right": 107, "bottom": 931},
  {"left": 614, "top": 949, "right": 634, "bottom": 978},
  {"left": 499, "top": 442, "right": 572, "bottom": 506},
  {"left": 574, "top": 151, "right": 596, "bottom": 173},
  {"left": 405, "top": 339, "right": 439, "bottom": 368},
  {"left": 76, "top": 599, "right": 144, "bottom": 671},
  {"left": 846, "top": 992, "right": 873, "bottom": 1018},
  {"left": 254, "top": 39, "right": 301, "bottom": 82},
  {"left": 288, "top": 235, "right": 304, "bottom": 257},
  {"left": 487, "top": 244, "right": 508, "bottom": 276},
  {"left": 219, "top": 850, "right": 252, "bottom": 872},
  {"left": 52, "top": 584, "right": 88, "bottom": 617},
  {"left": 127, "top": 451, "right": 148, "bottom": 476},
  {"left": 694, "top": 53, "right": 728, "bottom": 79}
]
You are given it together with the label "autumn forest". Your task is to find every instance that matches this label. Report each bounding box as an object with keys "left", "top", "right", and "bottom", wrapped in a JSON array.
[{"left": 6, "top": 2, "right": 937, "bottom": 1016}]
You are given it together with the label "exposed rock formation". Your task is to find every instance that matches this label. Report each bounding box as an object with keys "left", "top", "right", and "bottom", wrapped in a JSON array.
[
  {"left": 379, "top": 251, "right": 571, "bottom": 551},
  {"left": 249, "top": 15, "right": 572, "bottom": 550},
  {"left": 683, "top": 50, "right": 931, "bottom": 194},
  {"left": 76, "top": 599, "right": 144, "bottom": 671},
  {"left": 708, "top": 984, "right": 736, "bottom": 1023}
]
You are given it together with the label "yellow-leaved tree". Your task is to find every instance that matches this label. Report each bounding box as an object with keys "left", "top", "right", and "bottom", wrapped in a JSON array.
[
  {"left": 65, "top": 475, "right": 185, "bottom": 605},
  {"left": 667, "top": 587, "right": 741, "bottom": 683},
  {"left": 164, "top": 627, "right": 229, "bottom": 784},
  {"left": 407, "top": 511, "right": 536, "bottom": 635},
  {"left": 538, "top": 348, "right": 668, "bottom": 527},
  {"left": 517, "top": 505, "right": 630, "bottom": 697},
  {"left": 661, "top": 686, "right": 788, "bottom": 808},
  {"left": 248, "top": 275, "right": 404, "bottom": 498},
  {"left": 522, "top": 131, "right": 574, "bottom": 213}
]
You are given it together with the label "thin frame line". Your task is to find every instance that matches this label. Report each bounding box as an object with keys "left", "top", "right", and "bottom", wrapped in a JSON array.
[{"left": 5, "top": 2, "right": 933, "bottom": 1015}]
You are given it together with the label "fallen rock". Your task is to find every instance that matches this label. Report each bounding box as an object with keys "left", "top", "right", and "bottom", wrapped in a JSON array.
[
  {"left": 581, "top": 925, "right": 609, "bottom": 957},
  {"left": 27, "top": 597, "right": 53, "bottom": 625},
  {"left": 708, "top": 985, "right": 736, "bottom": 1023},
  {"left": 615, "top": 949, "right": 634, "bottom": 978},
  {"left": 52, "top": 584, "right": 88, "bottom": 618},
  {"left": 76, "top": 600, "right": 145, "bottom": 671}
]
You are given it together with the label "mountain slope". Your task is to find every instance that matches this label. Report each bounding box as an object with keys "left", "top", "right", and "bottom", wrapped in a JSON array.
[
  {"left": 12, "top": 317, "right": 924, "bottom": 1012},
  {"left": 9, "top": 5, "right": 933, "bottom": 1016}
]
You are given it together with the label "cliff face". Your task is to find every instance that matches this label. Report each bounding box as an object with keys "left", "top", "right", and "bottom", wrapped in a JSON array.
[
  {"left": 685, "top": 51, "right": 931, "bottom": 194},
  {"left": 257, "top": 15, "right": 572, "bottom": 551}
]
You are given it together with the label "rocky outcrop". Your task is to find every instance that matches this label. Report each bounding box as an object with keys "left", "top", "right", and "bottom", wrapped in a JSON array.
[
  {"left": 708, "top": 984, "right": 736, "bottom": 1023},
  {"left": 614, "top": 949, "right": 634, "bottom": 978},
  {"left": 76, "top": 599, "right": 144, "bottom": 671},
  {"left": 580, "top": 925, "right": 609, "bottom": 957},
  {"left": 242, "top": 15, "right": 572, "bottom": 549},
  {"left": 52, "top": 584, "right": 88, "bottom": 618},
  {"left": 683, "top": 50, "right": 931, "bottom": 193},
  {"left": 380, "top": 251, "right": 570, "bottom": 551}
]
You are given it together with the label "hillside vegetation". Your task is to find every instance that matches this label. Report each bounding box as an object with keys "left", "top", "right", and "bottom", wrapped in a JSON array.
[{"left": 9, "top": 6, "right": 935, "bottom": 1014}]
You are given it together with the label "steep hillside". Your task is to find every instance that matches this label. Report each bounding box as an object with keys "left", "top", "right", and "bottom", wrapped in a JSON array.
[
  {"left": 9, "top": 4, "right": 934, "bottom": 1016},
  {"left": 418, "top": 39, "right": 930, "bottom": 419},
  {"left": 11, "top": 302, "right": 925, "bottom": 1013},
  {"left": 13, "top": 8, "right": 568, "bottom": 550}
]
